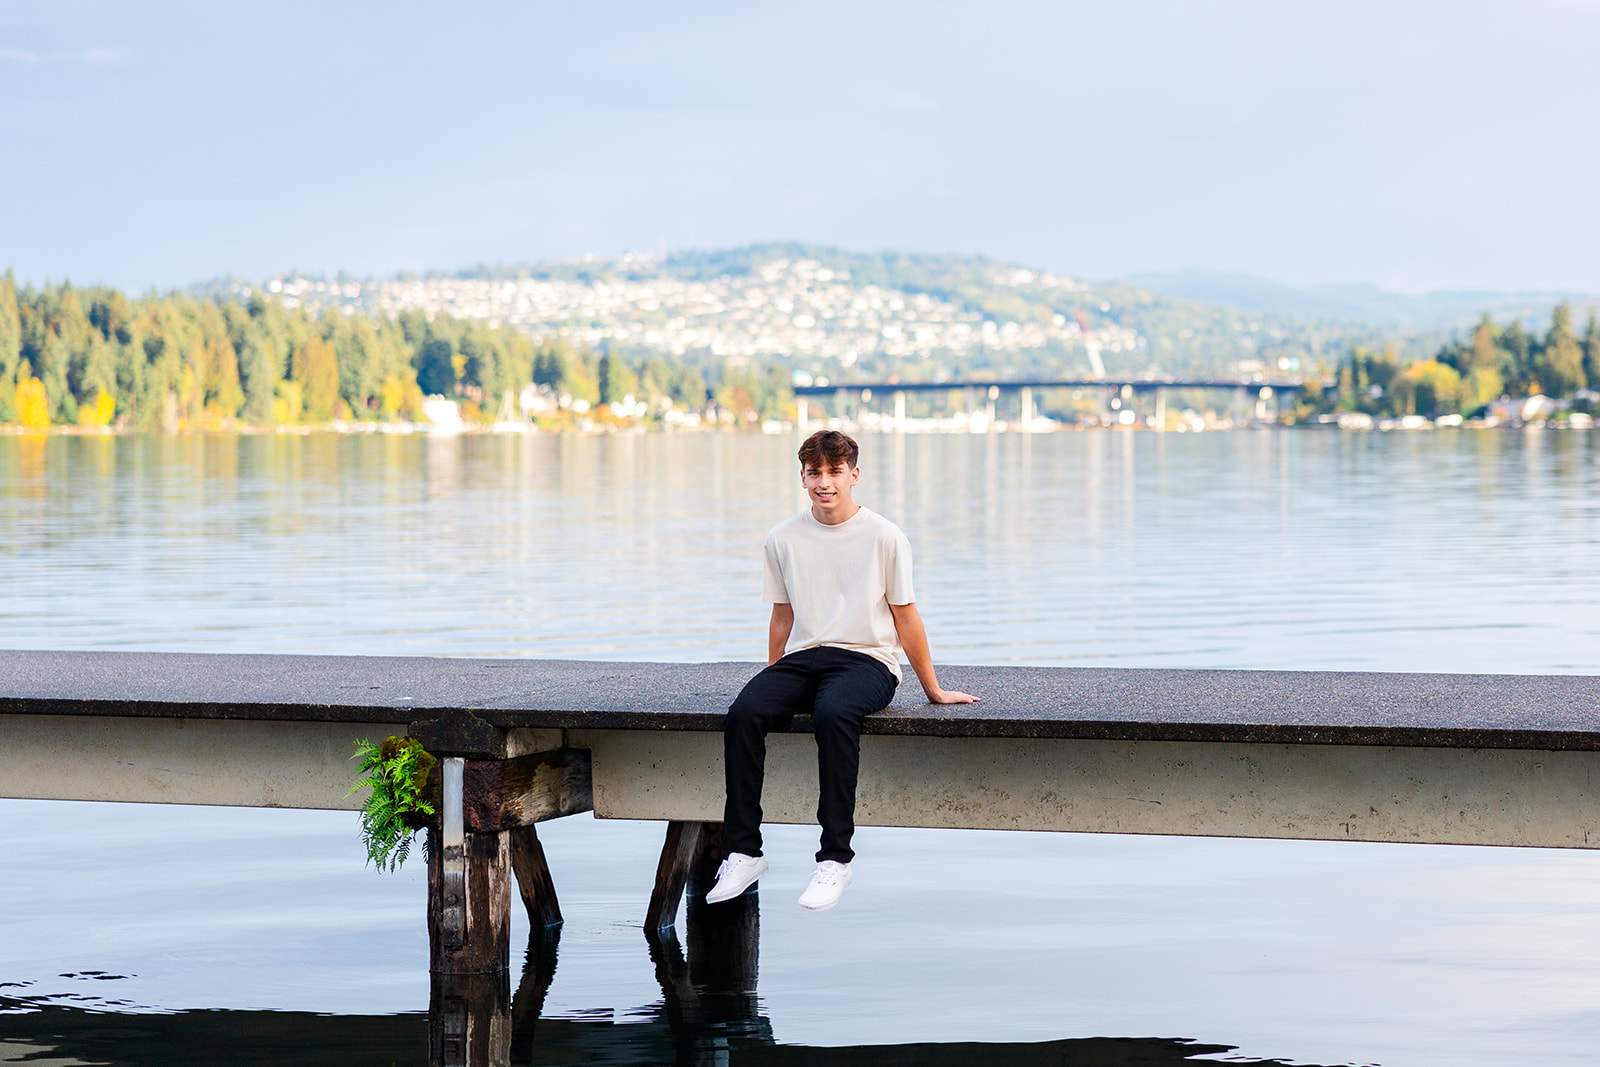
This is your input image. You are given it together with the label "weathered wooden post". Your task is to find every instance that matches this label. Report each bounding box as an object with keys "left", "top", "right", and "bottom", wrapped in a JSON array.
[
  {"left": 411, "top": 712, "right": 592, "bottom": 1067},
  {"left": 645, "top": 821, "right": 760, "bottom": 999},
  {"left": 648, "top": 821, "right": 700, "bottom": 934},
  {"left": 426, "top": 753, "right": 512, "bottom": 1067},
  {"left": 686, "top": 881, "right": 759, "bottom": 996},
  {"left": 427, "top": 758, "right": 512, "bottom": 974}
]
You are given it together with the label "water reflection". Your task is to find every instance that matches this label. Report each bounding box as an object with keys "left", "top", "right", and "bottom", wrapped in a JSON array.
[
  {"left": 0, "top": 907, "right": 1335, "bottom": 1067},
  {"left": 0, "top": 897, "right": 1341, "bottom": 1066},
  {"left": 409, "top": 889, "right": 1341, "bottom": 1067}
]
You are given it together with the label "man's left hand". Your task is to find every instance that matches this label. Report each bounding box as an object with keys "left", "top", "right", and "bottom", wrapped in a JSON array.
[{"left": 927, "top": 688, "right": 979, "bottom": 704}]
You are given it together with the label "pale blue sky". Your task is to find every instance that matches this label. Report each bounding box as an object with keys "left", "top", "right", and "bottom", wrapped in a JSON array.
[{"left": 3, "top": 1, "right": 1597, "bottom": 293}]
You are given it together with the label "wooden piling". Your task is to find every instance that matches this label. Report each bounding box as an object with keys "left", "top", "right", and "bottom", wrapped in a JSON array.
[
  {"left": 645, "top": 820, "right": 705, "bottom": 934},
  {"left": 427, "top": 823, "right": 512, "bottom": 975},
  {"left": 508, "top": 824, "right": 562, "bottom": 928},
  {"left": 682, "top": 822, "right": 758, "bottom": 995},
  {"left": 645, "top": 820, "right": 748, "bottom": 934},
  {"left": 427, "top": 827, "right": 512, "bottom": 974},
  {"left": 682, "top": 821, "right": 731, "bottom": 904},
  {"left": 424, "top": 742, "right": 586, "bottom": 974}
]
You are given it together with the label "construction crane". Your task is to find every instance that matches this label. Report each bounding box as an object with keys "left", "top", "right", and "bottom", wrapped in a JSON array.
[{"left": 1075, "top": 309, "right": 1107, "bottom": 379}]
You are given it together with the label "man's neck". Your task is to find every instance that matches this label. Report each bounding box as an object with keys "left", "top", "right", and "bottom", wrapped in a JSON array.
[{"left": 811, "top": 502, "right": 861, "bottom": 526}]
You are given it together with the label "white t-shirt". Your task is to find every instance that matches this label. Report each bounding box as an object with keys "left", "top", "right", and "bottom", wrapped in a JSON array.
[{"left": 762, "top": 505, "right": 915, "bottom": 680}]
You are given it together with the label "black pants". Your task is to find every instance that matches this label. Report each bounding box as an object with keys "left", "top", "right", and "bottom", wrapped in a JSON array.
[{"left": 723, "top": 646, "right": 898, "bottom": 863}]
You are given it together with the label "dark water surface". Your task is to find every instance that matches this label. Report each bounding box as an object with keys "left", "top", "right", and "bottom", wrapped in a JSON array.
[{"left": 5, "top": 429, "right": 1600, "bottom": 1066}]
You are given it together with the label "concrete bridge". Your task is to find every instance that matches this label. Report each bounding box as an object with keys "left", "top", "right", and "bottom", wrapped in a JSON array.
[
  {"left": 791, "top": 376, "right": 1307, "bottom": 429},
  {"left": 5, "top": 649, "right": 1598, "bottom": 1062}
]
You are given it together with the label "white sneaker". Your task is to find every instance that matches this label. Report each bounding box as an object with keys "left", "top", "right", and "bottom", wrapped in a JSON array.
[
  {"left": 798, "top": 860, "right": 853, "bottom": 911},
  {"left": 704, "top": 852, "right": 768, "bottom": 904}
]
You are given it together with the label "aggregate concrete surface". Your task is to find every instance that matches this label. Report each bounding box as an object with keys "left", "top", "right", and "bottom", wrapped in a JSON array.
[{"left": 3, "top": 649, "right": 1598, "bottom": 750}]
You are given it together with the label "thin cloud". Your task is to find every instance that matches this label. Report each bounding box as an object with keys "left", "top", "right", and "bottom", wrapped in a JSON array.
[
  {"left": 856, "top": 84, "right": 940, "bottom": 114},
  {"left": 887, "top": 89, "right": 939, "bottom": 113},
  {"left": 0, "top": 47, "right": 40, "bottom": 64}
]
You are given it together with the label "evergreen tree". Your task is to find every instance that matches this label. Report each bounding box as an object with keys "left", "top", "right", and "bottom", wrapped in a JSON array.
[
  {"left": 198, "top": 303, "right": 244, "bottom": 419},
  {"left": 417, "top": 336, "right": 456, "bottom": 396},
  {"left": 1500, "top": 322, "right": 1532, "bottom": 392},
  {"left": 0, "top": 273, "right": 19, "bottom": 423},
  {"left": 236, "top": 320, "right": 280, "bottom": 424},
  {"left": 1462, "top": 315, "right": 1505, "bottom": 411},
  {"left": 1583, "top": 312, "right": 1600, "bottom": 392},
  {"left": 597, "top": 347, "right": 637, "bottom": 406},
  {"left": 1541, "top": 302, "right": 1585, "bottom": 396},
  {"left": 332, "top": 311, "right": 383, "bottom": 415},
  {"left": 293, "top": 335, "right": 340, "bottom": 422}
]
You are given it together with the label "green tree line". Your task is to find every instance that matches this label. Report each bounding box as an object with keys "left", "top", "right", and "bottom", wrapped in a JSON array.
[
  {"left": 1324, "top": 302, "right": 1600, "bottom": 419},
  {"left": 0, "top": 275, "right": 793, "bottom": 429}
]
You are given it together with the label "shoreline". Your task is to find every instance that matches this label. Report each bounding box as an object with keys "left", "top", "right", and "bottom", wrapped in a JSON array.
[{"left": 2, "top": 418, "right": 1593, "bottom": 437}]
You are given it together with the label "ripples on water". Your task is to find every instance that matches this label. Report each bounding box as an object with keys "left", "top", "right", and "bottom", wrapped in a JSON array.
[
  {"left": 7, "top": 429, "right": 1600, "bottom": 671},
  {"left": 4, "top": 429, "right": 1600, "bottom": 1066}
]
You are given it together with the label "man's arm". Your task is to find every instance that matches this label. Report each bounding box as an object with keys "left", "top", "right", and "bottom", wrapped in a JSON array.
[
  {"left": 889, "top": 602, "right": 978, "bottom": 704},
  {"left": 768, "top": 603, "right": 795, "bottom": 666}
]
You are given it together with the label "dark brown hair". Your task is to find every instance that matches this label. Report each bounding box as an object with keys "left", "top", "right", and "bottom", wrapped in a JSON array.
[{"left": 797, "top": 429, "right": 859, "bottom": 470}]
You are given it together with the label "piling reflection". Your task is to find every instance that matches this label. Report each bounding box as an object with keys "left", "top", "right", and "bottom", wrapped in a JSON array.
[
  {"left": 508, "top": 927, "right": 562, "bottom": 1064},
  {"left": 0, "top": 974, "right": 1341, "bottom": 1067},
  {"left": 649, "top": 890, "right": 773, "bottom": 1061},
  {"left": 0, "top": 893, "right": 1332, "bottom": 1066},
  {"left": 429, "top": 968, "right": 509, "bottom": 1066}
]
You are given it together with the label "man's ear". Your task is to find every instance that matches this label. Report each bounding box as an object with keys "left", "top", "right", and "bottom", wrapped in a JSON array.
[{"left": 850, "top": 466, "right": 861, "bottom": 484}]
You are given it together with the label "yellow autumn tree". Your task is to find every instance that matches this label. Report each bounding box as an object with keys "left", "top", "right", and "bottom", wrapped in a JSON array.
[
  {"left": 274, "top": 379, "right": 304, "bottom": 424},
  {"left": 1401, "top": 360, "right": 1463, "bottom": 415},
  {"left": 378, "top": 372, "right": 424, "bottom": 420},
  {"left": 77, "top": 390, "right": 116, "bottom": 428},
  {"left": 16, "top": 368, "right": 49, "bottom": 428}
]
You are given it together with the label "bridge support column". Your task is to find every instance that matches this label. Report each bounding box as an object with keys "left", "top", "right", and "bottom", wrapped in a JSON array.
[
  {"left": 1019, "top": 386, "right": 1033, "bottom": 432},
  {"left": 1155, "top": 388, "right": 1166, "bottom": 430},
  {"left": 796, "top": 397, "right": 808, "bottom": 434},
  {"left": 893, "top": 390, "right": 906, "bottom": 431}
]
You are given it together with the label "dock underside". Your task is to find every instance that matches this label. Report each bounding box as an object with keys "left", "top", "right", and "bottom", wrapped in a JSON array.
[{"left": 4, "top": 714, "right": 1596, "bottom": 851}]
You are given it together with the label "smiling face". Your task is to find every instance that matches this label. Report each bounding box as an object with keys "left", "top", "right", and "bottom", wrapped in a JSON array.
[{"left": 801, "top": 458, "right": 860, "bottom": 525}]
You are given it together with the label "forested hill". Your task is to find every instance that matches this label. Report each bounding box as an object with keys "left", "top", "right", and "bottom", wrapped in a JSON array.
[{"left": 5, "top": 245, "right": 1597, "bottom": 431}]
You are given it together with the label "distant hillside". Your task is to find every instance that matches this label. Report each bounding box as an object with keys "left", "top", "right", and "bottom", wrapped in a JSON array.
[
  {"left": 209, "top": 245, "right": 1584, "bottom": 382},
  {"left": 1128, "top": 270, "right": 1593, "bottom": 331},
  {"left": 375, "top": 244, "right": 1431, "bottom": 379}
]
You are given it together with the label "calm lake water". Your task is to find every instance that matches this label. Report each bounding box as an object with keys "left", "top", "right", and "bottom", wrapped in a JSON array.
[{"left": 5, "top": 428, "right": 1600, "bottom": 1066}]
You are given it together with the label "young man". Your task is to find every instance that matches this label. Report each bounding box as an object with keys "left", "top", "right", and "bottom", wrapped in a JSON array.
[{"left": 706, "top": 429, "right": 978, "bottom": 912}]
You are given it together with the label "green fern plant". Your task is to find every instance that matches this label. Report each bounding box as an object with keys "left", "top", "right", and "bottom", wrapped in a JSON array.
[{"left": 347, "top": 735, "right": 438, "bottom": 872}]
